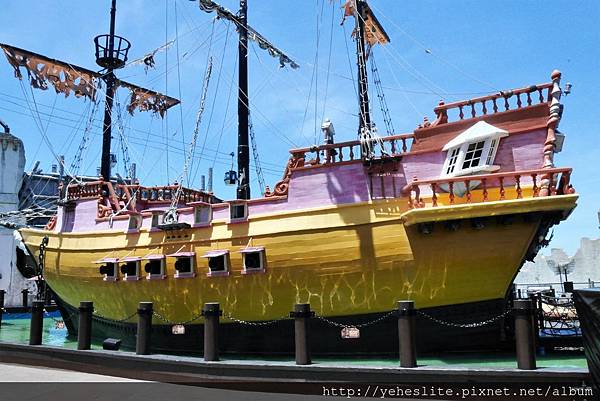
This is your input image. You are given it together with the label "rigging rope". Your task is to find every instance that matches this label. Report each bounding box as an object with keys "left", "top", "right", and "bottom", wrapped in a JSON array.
[
  {"left": 369, "top": 53, "right": 395, "bottom": 136},
  {"left": 165, "top": 57, "right": 213, "bottom": 223}
]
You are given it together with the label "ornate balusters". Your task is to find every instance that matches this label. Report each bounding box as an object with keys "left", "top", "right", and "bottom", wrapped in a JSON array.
[
  {"left": 390, "top": 140, "right": 396, "bottom": 154},
  {"left": 449, "top": 182, "right": 455, "bottom": 205},
  {"left": 431, "top": 183, "right": 438, "bottom": 207},
  {"left": 482, "top": 178, "right": 488, "bottom": 202},
  {"left": 538, "top": 88, "right": 544, "bottom": 103},
  {"left": 349, "top": 146, "right": 354, "bottom": 160},
  {"left": 458, "top": 105, "right": 464, "bottom": 120},
  {"left": 338, "top": 147, "right": 344, "bottom": 162},
  {"left": 515, "top": 175, "right": 522, "bottom": 199},
  {"left": 401, "top": 137, "right": 408, "bottom": 153},
  {"left": 465, "top": 180, "right": 472, "bottom": 203},
  {"left": 499, "top": 177, "right": 505, "bottom": 200},
  {"left": 516, "top": 93, "right": 522, "bottom": 108},
  {"left": 481, "top": 100, "right": 487, "bottom": 115},
  {"left": 492, "top": 98, "right": 498, "bottom": 113},
  {"left": 469, "top": 101, "right": 476, "bottom": 118},
  {"left": 503, "top": 94, "right": 510, "bottom": 111}
]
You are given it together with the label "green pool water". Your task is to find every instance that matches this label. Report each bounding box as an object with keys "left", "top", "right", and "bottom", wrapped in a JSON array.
[{"left": 0, "top": 316, "right": 588, "bottom": 369}]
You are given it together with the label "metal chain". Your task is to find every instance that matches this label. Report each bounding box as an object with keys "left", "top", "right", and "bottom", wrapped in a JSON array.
[
  {"left": 222, "top": 312, "right": 290, "bottom": 327},
  {"left": 151, "top": 310, "right": 205, "bottom": 326},
  {"left": 416, "top": 309, "right": 512, "bottom": 329},
  {"left": 315, "top": 310, "right": 396, "bottom": 329},
  {"left": 93, "top": 309, "right": 138, "bottom": 323}
]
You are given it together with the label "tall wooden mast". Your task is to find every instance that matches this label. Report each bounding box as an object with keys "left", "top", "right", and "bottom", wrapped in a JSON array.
[
  {"left": 237, "top": 0, "right": 250, "bottom": 200},
  {"left": 96, "top": 0, "right": 130, "bottom": 182},
  {"left": 355, "top": 0, "right": 371, "bottom": 137}
]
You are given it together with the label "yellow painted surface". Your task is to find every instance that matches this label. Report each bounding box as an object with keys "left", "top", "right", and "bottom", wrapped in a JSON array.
[{"left": 19, "top": 191, "right": 576, "bottom": 324}]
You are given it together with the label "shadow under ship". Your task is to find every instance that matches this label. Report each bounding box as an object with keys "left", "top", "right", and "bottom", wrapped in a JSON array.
[{"left": 9, "top": 0, "right": 578, "bottom": 355}]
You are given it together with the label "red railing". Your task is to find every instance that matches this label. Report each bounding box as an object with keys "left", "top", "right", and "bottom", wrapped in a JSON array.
[
  {"left": 66, "top": 180, "right": 104, "bottom": 200},
  {"left": 289, "top": 133, "right": 415, "bottom": 167},
  {"left": 67, "top": 181, "right": 210, "bottom": 206},
  {"left": 430, "top": 82, "right": 553, "bottom": 126},
  {"left": 402, "top": 167, "right": 574, "bottom": 209}
]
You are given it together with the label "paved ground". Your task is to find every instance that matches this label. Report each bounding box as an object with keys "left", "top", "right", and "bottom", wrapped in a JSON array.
[{"left": 0, "top": 362, "right": 446, "bottom": 401}]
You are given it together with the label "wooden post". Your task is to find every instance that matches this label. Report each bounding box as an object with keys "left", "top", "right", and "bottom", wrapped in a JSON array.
[
  {"left": 397, "top": 300, "right": 417, "bottom": 368},
  {"left": 291, "top": 303, "right": 313, "bottom": 365},
  {"left": 202, "top": 302, "right": 221, "bottom": 361},
  {"left": 21, "top": 289, "right": 29, "bottom": 308},
  {"left": 77, "top": 301, "right": 93, "bottom": 350},
  {"left": 514, "top": 299, "right": 536, "bottom": 370},
  {"left": 136, "top": 302, "right": 153, "bottom": 355},
  {"left": 0, "top": 289, "right": 5, "bottom": 329},
  {"left": 29, "top": 300, "right": 44, "bottom": 345}
]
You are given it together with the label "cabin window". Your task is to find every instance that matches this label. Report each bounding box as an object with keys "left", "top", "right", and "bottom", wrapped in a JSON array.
[
  {"left": 174, "top": 257, "right": 194, "bottom": 276},
  {"left": 99, "top": 262, "right": 118, "bottom": 281},
  {"left": 194, "top": 205, "right": 212, "bottom": 225},
  {"left": 441, "top": 121, "right": 508, "bottom": 178},
  {"left": 461, "top": 141, "right": 485, "bottom": 170},
  {"left": 144, "top": 259, "right": 165, "bottom": 279},
  {"left": 128, "top": 215, "right": 141, "bottom": 231},
  {"left": 445, "top": 148, "right": 460, "bottom": 175},
  {"left": 242, "top": 249, "right": 266, "bottom": 274},
  {"left": 120, "top": 260, "right": 140, "bottom": 281},
  {"left": 151, "top": 213, "right": 161, "bottom": 228},
  {"left": 229, "top": 202, "right": 247, "bottom": 221},
  {"left": 486, "top": 139, "right": 497, "bottom": 165},
  {"left": 203, "top": 250, "right": 230, "bottom": 277}
]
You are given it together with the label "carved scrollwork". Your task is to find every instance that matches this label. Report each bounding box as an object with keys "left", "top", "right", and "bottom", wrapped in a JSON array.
[{"left": 264, "top": 153, "right": 305, "bottom": 197}]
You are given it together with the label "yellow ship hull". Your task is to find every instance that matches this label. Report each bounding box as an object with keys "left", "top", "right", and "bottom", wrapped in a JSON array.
[{"left": 19, "top": 192, "right": 577, "bottom": 334}]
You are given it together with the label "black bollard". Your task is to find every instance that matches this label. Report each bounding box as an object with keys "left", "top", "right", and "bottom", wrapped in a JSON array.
[
  {"left": 514, "top": 299, "right": 536, "bottom": 370},
  {"left": 136, "top": 302, "right": 153, "bottom": 355},
  {"left": 202, "top": 302, "right": 222, "bottom": 361},
  {"left": 22, "top": 289, "right": 29, "bottom": 308},
  {"left": 0, "top": 289, "right": 5, "bottom": 329},
  {"left": 397, "top": 300, "right": 417, "bottom": 368},
  {"left": 77, "top": 301, "right": 94, "bottom": 350},
  {"left": 29, "top": 301, "right": 44, "bottom": 345},
  {"left": 291, "top": 303, "right": 313, "bottom": 365}
]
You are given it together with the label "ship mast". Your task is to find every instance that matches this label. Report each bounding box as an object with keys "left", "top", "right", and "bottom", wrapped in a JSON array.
[
  {"left": 355, "top": 0, "right": 371, "bottom": 137},
  {"left": 96, "top": 0, "right": 130, "bottom": 182},
  {"left": 194, "top": 0, "right": 298, "bottom": 199},
  {"left": 237, "top": 0, "right": 250, "bottom": 200}
]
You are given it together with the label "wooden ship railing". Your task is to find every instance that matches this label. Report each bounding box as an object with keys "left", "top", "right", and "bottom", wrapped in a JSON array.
[
  {"left": 429, "top": 82, "right": 554, "bottom": 126},
  {"left": 289, "top": 133, "right": 415, "bottom": 166},
  {"left": 402, "top": 167, "right": 574, "bottom": 209}
]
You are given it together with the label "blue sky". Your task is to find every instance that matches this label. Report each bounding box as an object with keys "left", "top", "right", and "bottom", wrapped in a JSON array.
[{"left": 0, "top": 0, "right": 598, "bottom": 254}]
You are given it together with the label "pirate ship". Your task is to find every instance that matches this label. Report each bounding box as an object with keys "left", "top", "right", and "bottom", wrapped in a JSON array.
[{"left": 9, "top": 0, "right": 577, "bottom": 354}]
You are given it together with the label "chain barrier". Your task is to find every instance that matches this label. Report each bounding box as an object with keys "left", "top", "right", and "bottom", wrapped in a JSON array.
[
  {"left": 151, "top": 311, "right": 205, "bottom": 326},
  {"left": 315, "top": 310, "right": 396, "bottom": 329},
  {"left": 93, "top": 310, "right": 138, "bottom": 323},
  {"left": 222, "top": 312, "right": 290, "bottom": 327},
  {"left": 416, "top": 309, "right": 512, "bottom": 329}
]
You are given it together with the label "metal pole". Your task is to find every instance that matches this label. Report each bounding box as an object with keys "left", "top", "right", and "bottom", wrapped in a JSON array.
[
  {"left": 0, "top": 289, "right": 5, "bottom": 329},
  {"left": 136, "top": 302, "right": 153, "bottom": 355},
  {"left": 514, "top": 299, "right": 536, "bottom": 370},
  {"left": 236, "top": 0, "right": 250, "bottom": 200},
  {"left": 397, "top": 300, "right": 417, "bottom": 368},
  {"left": 77, "top": 301, "right": 94, "bottom": 350},
  {"left": 29, "top": 301, "right": 44, "bottom": 345},
  {"left": 292, "top": 303, "right": 312, "bottom": 365},
  {"left": 21, "top": 289, "right": 29, "bottom": 308},
  {"left": 202, "top": 302, "right": 221, "bottom": 361}
]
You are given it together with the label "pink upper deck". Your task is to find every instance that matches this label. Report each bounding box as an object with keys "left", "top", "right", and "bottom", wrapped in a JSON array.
[{"left": 57, "top": 81, "right": 556, "bottom": 233}]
